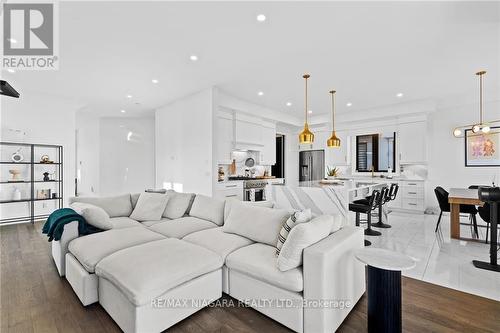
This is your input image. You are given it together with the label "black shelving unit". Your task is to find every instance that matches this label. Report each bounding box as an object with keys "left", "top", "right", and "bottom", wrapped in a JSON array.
[{"left": 0, "top": 142, "right": 63, "bottom": 225}]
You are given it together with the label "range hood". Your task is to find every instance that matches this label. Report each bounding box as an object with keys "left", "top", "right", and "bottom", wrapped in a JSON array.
[{"left": 0, "top": 80, "right": 20, "bottom": 98}]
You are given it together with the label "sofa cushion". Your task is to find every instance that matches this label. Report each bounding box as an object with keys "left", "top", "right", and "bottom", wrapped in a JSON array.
[
  {"left": 149, "top": 216, "right": 217, "bottom": 238},
  {"left": 95, "top": 238, "right": 223, "bottom": 306},
  {"left": 277, "top": 215, "right": 336, "bottom": 272},
  {"left": 276, "top": 209, "right": 312, "bottom": 256},
  {"left": 130, "top": 193, "right": 140, "bottom": 209},
  {"left": 183, "top": 227, "right": 254, "bottom": 260},
  {"left": 109, "top": 217, "right": 142, "bottom": 229},
  {"left": 70, "top": 202, "right": 113, "bottom": 230},
  {"left": 130, "top": 193, "right": 169, "bottom": 222},
  {"left": 223, "top": 199, "right": 275, "bottom": 220},
  {"left": 189, "top": 195, "right": 225, "bottom": 226},
  {"left": 68, "top": 227, "right": 165, "bottom": 273},
  {"left": 162, "top": 190, "right": 195, "bottom": 219},
  {"left": 226, "top": 243, "right": 303, "bottom": 292},
  {"left": 69, "top": 194, "right": 133, "bottom": 218},
  {"left": 141, "top": 218, "right": 170, "bottom": 227},
  {"left": 223, "top": 202, "right": 290, "bottom": 246}
]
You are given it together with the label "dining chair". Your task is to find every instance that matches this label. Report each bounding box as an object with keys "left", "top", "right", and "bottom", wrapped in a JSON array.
[
  {"left": 469, "top": 185, "right": 496, "bottom": 244},
  {"left": 434, "top": 186, "right": 479, "bottom": 236}
]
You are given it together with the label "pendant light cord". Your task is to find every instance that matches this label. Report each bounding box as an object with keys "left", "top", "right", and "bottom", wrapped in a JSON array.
[
  {"left": 330, "top": 90, "right": 336, "bottom": 132},
  {"left": 304, "top": 75, "right": 309, "bottom": 124},
  {"left": 480, "top": 72, "right": 483, "bottom": 124},
  {"left": 476, "top": 70, "right": 486, "bottom": 124}
]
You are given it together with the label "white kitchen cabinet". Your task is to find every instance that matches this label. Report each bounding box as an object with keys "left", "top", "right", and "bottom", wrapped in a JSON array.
[
  {"left": 234, "top": 114, "right": 263, "bottom": 147},
  {"left": 215, "top": 181, "right": 243, "bottom": 200},
  {"left": 260, "top": 125, "right": 276, "bottom": 165},
  {"left": 215, "top": 114, "right": 234, "bottom": 164},
  {"left": 398, "top": 121, "right": 426, "bottom": 164},
  {"left": 387, "top": 180, "right": 425, "bottom": 213},
  {"left": 325, "top": 130, "right": 350, "bottom": 166}
]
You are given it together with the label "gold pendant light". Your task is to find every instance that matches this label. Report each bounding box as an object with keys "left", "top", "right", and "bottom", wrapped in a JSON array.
[
  {"left": 327, "top": 90, "right": 341, "bottom": 147},
  {"left": 453, "top": 71, "right": 499, "bottom": 137},
  {"left": 299, "top": 74, "right": 314, "bottom": 144}
]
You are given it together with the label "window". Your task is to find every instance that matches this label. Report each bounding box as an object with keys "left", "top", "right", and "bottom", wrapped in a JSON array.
[{"left": 356, "top": 132, "right": 396, "bottom": 172}]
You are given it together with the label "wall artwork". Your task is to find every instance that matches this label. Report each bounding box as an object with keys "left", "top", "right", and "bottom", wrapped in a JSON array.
[{"left": 465, "top": 127, "right": 500, "bottom": 167}]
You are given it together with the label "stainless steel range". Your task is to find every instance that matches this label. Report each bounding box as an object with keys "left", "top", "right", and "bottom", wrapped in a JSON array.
[{"left": 243, "top": 179, "right": 268, "bottom": 202}]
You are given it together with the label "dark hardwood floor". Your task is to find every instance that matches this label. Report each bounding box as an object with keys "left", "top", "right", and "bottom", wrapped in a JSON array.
[{"left": 1, "top": 221, "right": 499, "bottom": 333}]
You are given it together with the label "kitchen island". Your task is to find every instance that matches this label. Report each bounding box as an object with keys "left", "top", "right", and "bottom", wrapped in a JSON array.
[{"left": 299, "top": 179, "right": 389, "bottom": 221}]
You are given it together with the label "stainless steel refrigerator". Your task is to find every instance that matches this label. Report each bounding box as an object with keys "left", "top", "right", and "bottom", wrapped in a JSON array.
[{"left": 299, "top": 150, "right": 325, "bottom": 182}]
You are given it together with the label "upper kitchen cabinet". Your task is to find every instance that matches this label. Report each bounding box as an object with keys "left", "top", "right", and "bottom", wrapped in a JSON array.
[
  {"left": 398, "top": 121, "right": 427, "bottom": 164},
  {"left": 234, "top": 114, "right": 263, "bottom": 149},
  {"left": 215, "top": 110, "right": 234, "bottom": 164},
  {"left": 325, "top": 130, "right": 350, "bottom": 166},
  {"left": 260, "top": 122, "right": 276, "bottom": 165}
]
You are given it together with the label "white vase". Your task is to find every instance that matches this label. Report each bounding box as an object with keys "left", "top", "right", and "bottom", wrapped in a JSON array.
[{"left": 13, "top": 188, "right": 21, "bottom": 201}]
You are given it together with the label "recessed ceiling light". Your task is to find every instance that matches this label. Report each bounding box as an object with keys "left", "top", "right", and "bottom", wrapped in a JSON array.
[
  {"left": 189, "top": 55, "right": 198, "bottom": 61},
  {"left": 7, "top": 69, "right": 15, "bottom": 73},
  {"left": 152, "top": 79, "right": 159, "bottom": 84},
  {"left": 346, "top": 102, "right": 352, "bottom": 107},
  {"left": 258, "top": 91, "right": 264, "bottom": 96},
  {"left": 256, "top": 14, "right": 266, "bottom": 22},
  {"left": 126, "top": 95, "right": 132, "bottom": 99},
  {"left": 308, "top": 110, "right": 313, "bottom": 114},
  {"left": 286, "top": 102, "right": 292, "bottom": 107},
  {"left": 7, "top": 38, "right": 17, "bottom": 44},
  {"left": 396, "top": 93, "right": 403, "bottom": 98},
  {"left": 120, "top": 110, "right": 126, "bottom": 113}
]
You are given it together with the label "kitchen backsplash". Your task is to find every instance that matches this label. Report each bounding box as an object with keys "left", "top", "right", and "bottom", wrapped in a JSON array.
[{"left": 218, "top": 150, "right": 271, "bottom": 179}]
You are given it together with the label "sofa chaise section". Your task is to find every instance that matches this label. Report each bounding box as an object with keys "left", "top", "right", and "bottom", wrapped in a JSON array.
[
  {"left": 66, "top": 226, "right": 165, "bottom": 305},
  {"left": 183, "top": 227, "right": 254, "bottom": 292},
  {"left": 149, "top": 216, "right": 218, "bottom": 238},
  {"left": 95, "top": 239, "right": 223, "bottom": 333}
]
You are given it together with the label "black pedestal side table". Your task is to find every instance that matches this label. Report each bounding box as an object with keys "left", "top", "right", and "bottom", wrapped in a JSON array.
[{"left": 355, "top": 248, "right": 416, "bottom": 333}]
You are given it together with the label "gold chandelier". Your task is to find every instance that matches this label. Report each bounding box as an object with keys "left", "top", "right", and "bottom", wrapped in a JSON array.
[
  {"left": 327, "top": 90, "right": 341, "bottom": 147},
  {"left": 299, "top": 74, "right": 314, "bottom": 144},
  {"left": 453, "top": 71, "right": 499, "bottom": 137}
]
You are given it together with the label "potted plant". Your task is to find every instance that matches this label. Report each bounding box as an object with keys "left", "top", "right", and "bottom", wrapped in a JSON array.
[{"left": 326, "top": 166, "right": 340, "bottom": 179}]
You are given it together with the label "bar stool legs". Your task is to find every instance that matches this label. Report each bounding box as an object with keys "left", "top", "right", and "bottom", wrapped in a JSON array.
[
  {"left": 372, "top": 202, "right": 391, "bottom": 228},
  {"left": 365, "top": 212, "right": 382, "bottom": 236},
  {"left": 355, "top": 212, "right": 373, "bottom": 246}
]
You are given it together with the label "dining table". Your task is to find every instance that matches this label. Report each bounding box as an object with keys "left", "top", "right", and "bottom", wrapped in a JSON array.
[{"left": 448, "top": 188, "right": 483, "bottom": 240}]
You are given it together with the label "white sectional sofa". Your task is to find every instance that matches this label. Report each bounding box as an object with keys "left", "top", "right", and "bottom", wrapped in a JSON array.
[{"left": 52, "top": 191, "right": 365, "bottom": 333}]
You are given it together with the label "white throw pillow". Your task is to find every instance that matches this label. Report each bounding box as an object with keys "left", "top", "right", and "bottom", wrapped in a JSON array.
[
  {"left": 69, "top": 194, "right": 133, "bottom": 217},
  {"left": 70, "top": 202, "right": 113, "bottom": 230},
  {"left": 223, "top": 202, "right": 290, "bottom": 246},
  {"left": 162, "top": 190, "right": 195, "bottom": 219},
  {"left": 276, "top": 209, "right": 312, "bottom": 256},
  {"left": 130, "top": 193, "right": 169, "bottom": 222},
  {"left": 277, "top": 215, "right": 335, "bottom": 272},
  {"left": 223, "top": 198, "right": 275, "bottom": 221},
  {"left": 189, "top": 194, "right": 226, "bottom": 226}
]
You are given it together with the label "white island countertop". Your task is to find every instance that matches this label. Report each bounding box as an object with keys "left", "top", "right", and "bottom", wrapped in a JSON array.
[{"left": 299, "top": 179, "right": 390, "bottom": 213}]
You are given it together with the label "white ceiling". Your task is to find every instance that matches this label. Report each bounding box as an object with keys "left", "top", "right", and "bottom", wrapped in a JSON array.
[{"left": 2, "top": 1, "right": 499, "bottom": 119}]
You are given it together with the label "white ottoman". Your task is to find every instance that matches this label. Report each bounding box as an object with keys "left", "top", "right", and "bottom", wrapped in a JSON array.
[
  {"left": 66, "top": 226, "right": 165, "bottom": 305},
  {"left": 95, "top": 238, "right": 223, "bottom": 333}
]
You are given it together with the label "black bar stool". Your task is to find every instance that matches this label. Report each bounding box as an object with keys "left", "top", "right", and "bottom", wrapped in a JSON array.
[
  {"left": 350, "top": 190, "right": 382, "bottom": 246},
  {"left": 372, "top": 185, "right": 396, "bottom": 228}
]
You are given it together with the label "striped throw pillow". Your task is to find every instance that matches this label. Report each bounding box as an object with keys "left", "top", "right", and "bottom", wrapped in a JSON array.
[{"left": 276, "top": 209, "right": 312, "bottom": 256}]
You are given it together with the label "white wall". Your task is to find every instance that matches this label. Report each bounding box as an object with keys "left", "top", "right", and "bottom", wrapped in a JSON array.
[
  {"left": 0, "top": 92, "right": 79, "bottom": 219},
  {"left": 75, "top": 110, "right": 100, "bottom": 195},
  {"left": 426, "top": 100, "right": 500, "bottom": 207},
  {"left": 155, "top": 88, "right": 215, "bottom": 196},
  {"left": 99, "top": 116, "right": 155, "bottom": 195}
]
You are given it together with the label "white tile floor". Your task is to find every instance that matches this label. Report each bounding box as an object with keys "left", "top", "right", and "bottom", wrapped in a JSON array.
[{"left": 362, "top": 211, "right": 500, "bottom": 301}]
